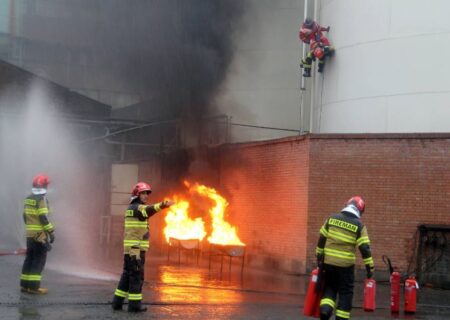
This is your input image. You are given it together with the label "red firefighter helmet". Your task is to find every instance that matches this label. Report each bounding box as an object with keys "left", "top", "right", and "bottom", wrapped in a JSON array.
[
  {"left": 313, "top": 47, "right": 325, "bottom": 59},
  {"left": 32, "top": 174, "right": 50, "bottom": 188},
  {"left": 346, "top": 196, "right": 365, "bottom": 214},
  {"left": 131, "top": 182, "right": 152, "bottom": 197}
]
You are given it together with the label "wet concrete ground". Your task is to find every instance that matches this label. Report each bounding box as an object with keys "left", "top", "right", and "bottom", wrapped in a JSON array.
[{"left": 0, "top": 254, "right": 449, "bottom": 319}]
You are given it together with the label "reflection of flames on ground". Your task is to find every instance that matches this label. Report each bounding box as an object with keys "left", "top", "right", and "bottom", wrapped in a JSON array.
[
  {"left": 163, "top": 181, "right": 245, "bottom": 246},
  {"left": 157, "top": 266, "right": 243, "bottom": 304}
]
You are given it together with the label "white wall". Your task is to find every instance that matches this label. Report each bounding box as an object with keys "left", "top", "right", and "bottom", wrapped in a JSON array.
[
  {"left": 215, "top": 0, "right": 306, "bottom": 142},
  {"left": 110, "top": 164, "right": 138, "bottom": 216},
  {"left": 317, "top": 0, "right": 450, "bottom": 133}
]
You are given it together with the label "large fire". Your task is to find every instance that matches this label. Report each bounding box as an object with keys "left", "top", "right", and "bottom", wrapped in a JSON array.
[
  {"left": 189, "top": 183, "right": 245, "bottom": 246},
  {"left": 163, "top": 181, "right": 245, "bottom": 246},
  {"left": 163, "top": 197, "right": 206, "bottom": 242}
]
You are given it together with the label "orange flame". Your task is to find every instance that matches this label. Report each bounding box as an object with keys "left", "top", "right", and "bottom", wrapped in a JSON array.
[
  {"left": 189, "top": 183, "right": 245, "bottom": 246},
  {"left": 163, "top": 197, "right": 206, "bottom": 242},
  {"left": 163, "top": 181, "right": 245, "bottom": 246}
]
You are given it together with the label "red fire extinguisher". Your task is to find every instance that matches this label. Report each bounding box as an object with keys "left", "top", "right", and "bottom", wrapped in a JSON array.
[
  {"left": 383, "top": 255, "right": 401, "bottom": 313},
  {"left": 303, "top": 268, "right": 322, "bottom": 317},
  {"left": 363, "top": 278, "right": 376, "bottom": 312},
  {"left": 390, "top": 270, "right": 401, "bottom": 313},
  {"left": 404, "top": 277, "right": 418, "bottom": 313}
]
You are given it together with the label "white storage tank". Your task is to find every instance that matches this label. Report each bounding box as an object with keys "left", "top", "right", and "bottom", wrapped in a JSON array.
[{"left": 315, "top": 0, "right": 450, "bottom": 133}]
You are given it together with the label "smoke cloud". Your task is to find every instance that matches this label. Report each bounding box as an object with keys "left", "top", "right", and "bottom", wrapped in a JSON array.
[{"left": 21, "top": 0, "right": 246, "bottom": 117}]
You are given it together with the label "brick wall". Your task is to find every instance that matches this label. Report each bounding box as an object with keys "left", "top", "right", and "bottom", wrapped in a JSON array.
[
  {"left": 307, "top": 135, "right": 450, "bottom": 272},
  {"left": 217, "top": 137, "right": 310, "bottom": 273},
  {"left": 136, "top": 134, "right": 450, "bottom": 275}
]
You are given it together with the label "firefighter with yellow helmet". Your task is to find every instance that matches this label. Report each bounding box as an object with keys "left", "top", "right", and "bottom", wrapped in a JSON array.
[{"left": 112, "top": 182, "right": 174, "bottom": 312}]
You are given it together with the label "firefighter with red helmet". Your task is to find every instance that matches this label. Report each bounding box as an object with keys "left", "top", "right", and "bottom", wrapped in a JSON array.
[
  {"left": 20, "top": 174, "right": 55, "bottom": 294},
  {"left": 316, "top": 196, "right": 374, "bottom": 320},
  {"left": 299, "top": 18, "right": 334, "bottom": 77},
  {"left": 112, "top": 182, "right": 174, "bottom": 312}
]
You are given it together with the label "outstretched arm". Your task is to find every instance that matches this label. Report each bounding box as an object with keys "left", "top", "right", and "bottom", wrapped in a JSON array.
[{"left": 136, "top": 200, "right": 175, "bottom": 220}]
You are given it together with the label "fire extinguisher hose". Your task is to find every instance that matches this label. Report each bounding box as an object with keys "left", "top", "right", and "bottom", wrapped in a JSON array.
[
  {"left": 0, "top": 248, "right": 26, "bottom": 256},
  {"left": 382, "top": 255, "right": 394, "bottom": 274}
]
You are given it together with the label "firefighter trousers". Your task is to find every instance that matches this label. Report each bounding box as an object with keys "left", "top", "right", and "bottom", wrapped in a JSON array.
[
  {"left": 320, "top": 264, "right": 354, "bottom": 320},
  {"left": 20, "top": 238, "right": 48, "bottom": 290},
  {"left": 113, "top": 251, "right": 146, "bottom": 307},
  {"left": 301, "top": 52, "right": 325, "bottom": 75}
]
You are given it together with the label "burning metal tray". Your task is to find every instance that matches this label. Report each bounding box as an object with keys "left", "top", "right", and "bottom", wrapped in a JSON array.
[
  {"left": 210, "top": 243, "right": 246, "bottom": 257},
  {"left": 169, "top": 237, "right": 200, "bottom": 249}
]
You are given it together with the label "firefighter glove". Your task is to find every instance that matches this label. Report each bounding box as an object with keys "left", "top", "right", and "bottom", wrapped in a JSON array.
[
  {"left": 44, "top": 242, "right": 52, "bottom": 252},
  {"left": 366, "top": 264, "right": 374, "bottom": 279},
  {"left": 48, "top": 231, "right": 55, "bottom": 244},
  {"left": 316, "top": 253, "right": 324, "bottom": 267},
  {"left": 161, "top": 200, "right": 175, "bottom": 209}
]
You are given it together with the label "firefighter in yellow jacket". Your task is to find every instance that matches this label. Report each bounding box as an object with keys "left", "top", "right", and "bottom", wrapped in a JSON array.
[
  {"left": 20, "top": 174, "right": 55, "bottom": 294},
  {"left": 112, "top": 182, "right": 174, "bottom": 312},
  {"left": 316, "top": 196, "right": 374, "bottom": 320}
]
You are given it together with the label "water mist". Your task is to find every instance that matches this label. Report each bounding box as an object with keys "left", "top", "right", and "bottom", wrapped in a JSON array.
[{"left": 0, "top": 82, "right": 114, "bottom": 280}]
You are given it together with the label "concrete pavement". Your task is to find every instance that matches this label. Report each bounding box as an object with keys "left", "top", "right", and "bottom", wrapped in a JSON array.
[{"left": 0, "top": 254, "right": 449, "bottom": 319}]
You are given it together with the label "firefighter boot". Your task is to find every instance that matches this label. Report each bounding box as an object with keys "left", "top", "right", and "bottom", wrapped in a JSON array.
[
  {"left": 318, "top": 60, "right": 325, "bottom": 73},
  {"left": 324, "top": 46, "right": 335, "bottom": 57},
  {"left": 303, "top": 67, "right": 311, "bottom": 78},
  {"left": 26, "top": 287, "right": 48, "bottom": 295},
  {"left": 128, "top": 300, "right": 147, "bottom": 313},
  {"left": 319, "top": 304, "right": 333, "bottom": 320},
  {"left": 301, "top": 57, "right": 312, "bottom": 78},
  {"left": 112, "top": 296, "right": 124, "bottom": 311}
]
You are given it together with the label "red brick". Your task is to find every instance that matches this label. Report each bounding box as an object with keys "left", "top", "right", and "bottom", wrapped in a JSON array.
[{"left": 135, "top": 134, "right": 450, "bottom": 274}]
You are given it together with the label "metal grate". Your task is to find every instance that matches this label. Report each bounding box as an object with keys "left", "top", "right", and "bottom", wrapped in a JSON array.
[{"left": 416, "top": 224, "right": 450, "bottom": 289}]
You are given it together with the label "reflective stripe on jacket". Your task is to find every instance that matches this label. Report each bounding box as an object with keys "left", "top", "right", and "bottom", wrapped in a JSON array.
[
  {"left": 316, "top": 211, "right": 374, "bottom": 269},
  {"left": 23, "top": 195, "right": 54, "bottom": 238},
  {"left": 123, "top": 201, "right": 162, "bottom": 254}
]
